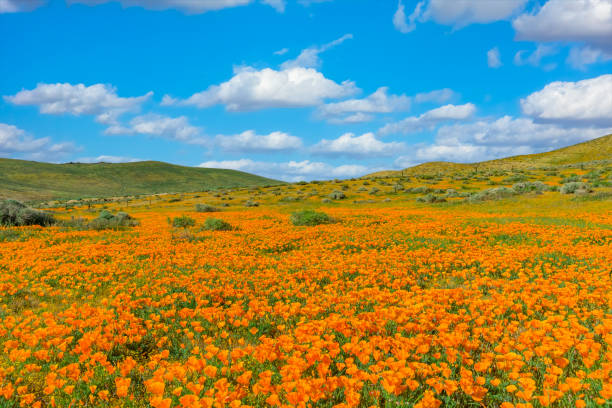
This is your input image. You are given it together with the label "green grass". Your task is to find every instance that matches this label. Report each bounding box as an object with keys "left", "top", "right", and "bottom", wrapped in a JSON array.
[
  {"left": 369, "top": 133, "right": 612, "bottom": 177},
  {"left": 0, "top": 159, "right": 282, "bottom": 202}
]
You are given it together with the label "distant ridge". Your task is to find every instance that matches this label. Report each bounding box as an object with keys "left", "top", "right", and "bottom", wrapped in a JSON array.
[
  {"left": 368, "top": 134, "right": 612, "bottom": 177},
  {"left": 0, "top": 159, "right": 281, "bottom": 202}
]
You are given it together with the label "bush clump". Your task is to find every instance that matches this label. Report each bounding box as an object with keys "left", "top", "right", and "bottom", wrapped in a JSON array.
[
  {"left": 416, "top": 194, "right": 446, "bottom": 203},
  {"left": 195, "top": 204, "right": 219, "bottom": 213},
  {"left": 90, "top": 210, "right": 139, "bottom": 230},
  {"left": 328, "top": 190, "right": 346, "bottom": 200},
  {"left": 170, "top": 215, "right": 196, "bottom": 229},
  {"left": 512, "top": 181, "right": 551, "bottom": 194},
  {"left": 0, "top": 199, "right": 55, "bottom": 227},
  {"left": 244, "top": 200, "right": 259, "bottom": 207},
  {"left": 469, "top": 187, "right": 515, "bottom": 202},
  {"left": 290, "top": 210, "right": 331, "bottom": 226},
  {"left": 560, "top": 182, "right": 592, "bottom": 194},
  {"left": 203, "top": 218, "right": 233, "bottom": 231}
]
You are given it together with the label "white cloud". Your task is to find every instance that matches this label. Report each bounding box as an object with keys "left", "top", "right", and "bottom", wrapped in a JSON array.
[
  {"left": 105, "top": 114, "right": 207, "bottom": 145},
  {"left": 164, "top": 66, "right": 357, "bottom": 111},
  {"left": 379, "top": 103, "right": 476, "bottom": 135},
  {"left": 487, "top": 47, "right": 502, "bottom": 68},
  {"left": 216, "top": 130, "right": 302, "bottom": 152},
  {"left": 66, "top": 0, "right": 283, "bottom": 13},
  {"left": 393, "top": 0, "right": 424, "bottom": 33},
  {"left": 280, "top": 34, "right": 353, "bottom": 70},
  {"left": 261, "top": 0, "right": 285, "bottom": 12},
  {"left": 0, "top": 0, "right": 45, "bottom": 12},
  {"left": 513, "top": 44, "right": 558, "bottom": 70},
  {"left": 274, "top": 48, "right": 289, "bottom": 56},
  {"left": 413, "top": 88, "right": 455, "bottom": 104},
  {"left": 409, "top": 0, "right": 527, "bottom": 28},
  {"left": 199, "top": 158, "right": 372, "bottom": 181},
  {"left": 566, "top": 46, "right": 612, "bottom": 70},
  {"left": 513, "top": 0, "right": 612, "bottom": 49},
  {"left": 0, "top": 123, "right": 75, "bottom": 160},
  {"left": 76, "top": 155, "right": 141, "bottom": 163},
  {"left": 328, "top": 113, "right": 374, "bottom": 124},
  {"left": 5, "top": 83, "right": 152, "bottom": 125},
  {"left": 318, "top": 87, "right": 410, "bottom": 122},
  {"left": 311, "top": 132, "right": 404, "bottom": 157},
  {"left": 521, "top": 74, "right": 612, "bottom": 126},
  {"left": 395, "top": 115, "right": 612, "bottom": 165}
]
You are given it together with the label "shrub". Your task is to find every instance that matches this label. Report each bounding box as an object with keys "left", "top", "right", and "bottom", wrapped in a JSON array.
[
  {"left": 416, "top": 194, "right": 446, "bottom": 203},
  {"left": 369, "top": 187, "right": 380, "bottom": 195},
  {"left": 409, "top": 186, "right": 431, "bottom": 194},
  {"left": 89, "top": 211, "right": 139, "bottom": 230},
  {"left": 279, "top": 196, "right": 301, "bottom": 202},
  {"left": 503, "top": 174, "right": 528, "bottom": 183},
  {"left": 0, "top": 199, "right": 55, "bottom": 227},
  {"left": 328, "top": 190, "right": 346, "bottom": 200},
  {"left": 560, "top": 182, "right": 592, "bottom": 194},
  {"left": 469, "top": 187, "right": 515, "bottom": 202},
  {"left": 357, "top": 187, "right": 368, "bottom": 192},
  {"left": 203, "top": 218, "right": 233, "bottom": 231},
  {"left": 245, "top": 200, "right": 259, "bottom": 207},
  {"left": 195, "top": 204, "right": 219, "bottom": 213},
  {"left": 512, "top": 181, "right": 550, "bottom": 194},
  {"left": 171, "top": 215, "right": 196, "bottom": 229},
  {"left": 561, "top": 174, "right": 581, "bottom": 184},
  {"left": 290, "top": 210, "right": 331, "bottom": 226},
  {"left": 321, "top": 198, "right": 332, "bottom": 204}
]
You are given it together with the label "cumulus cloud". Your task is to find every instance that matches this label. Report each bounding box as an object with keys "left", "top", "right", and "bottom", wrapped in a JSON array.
[
  {"left": 513, "top": 0, "right": 612, "bottom": 50},
  {"left": 487, "top": 47, "right": 502, "bottom": 68},
  {"left": 379, "top": 103, "right": 476, "bottom": 135},
  {"left": 0, "top": 0, "right": 45, "bottom": 12},
  {"left": 311, "top": 132, "right": 405, "bottom": 157},
  {"left": 76, "top": 155, "right": 141, "bottom": 163},
  {"left": 514, "top": 44, "right": 558, "bottom": 70},
  {"left": 66, "top": 0, "right": 283, "bottom": 13},
  {"left": 406, "top": 0, "right": 527, "bottom": 29},
  {"left": 395, "top": 115, "right": 612, "bottom": 165},
  {"left": 0, "top": 123, "right": 75, "bottom": 161},
  {"left": 105, "top": 114, "right": 207, "bottom": 145},
  {"left": 280, "top": 34, "right": 353, "bottom": 70},
  {"left": 163, "top": 66, "right": 357, "bottom": 111},
  {"left": 520, "top": 74, "right": 612, "bottom": 127},
  {"left": 317, "top": 87, "right": 410, "bottom": 122},
  {"left": 5, "top": 83, "right": 152, "bottom": 125},
  {"left": 393, "top": 0, "right": 424, "bottom": 33},
  {"left": 216, "top": 130, "right": 302, "bottom": 152},
  {"left": 199, "top": 158, "right": 373, "bottom": 181}
]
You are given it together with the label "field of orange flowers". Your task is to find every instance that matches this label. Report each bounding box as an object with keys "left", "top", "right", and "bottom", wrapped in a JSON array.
[{"left": 1, "top": 178, "right": 612, "bottom": 407}]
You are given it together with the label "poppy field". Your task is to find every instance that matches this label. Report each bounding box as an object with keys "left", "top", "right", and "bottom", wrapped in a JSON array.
[{"left": 1, "top": 166, "right": 611, "bottom": 408}]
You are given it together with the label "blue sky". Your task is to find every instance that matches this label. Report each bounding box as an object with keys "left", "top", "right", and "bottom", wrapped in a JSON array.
[{"left": 1, "top": 0, "right": 612, "bottom": 181}]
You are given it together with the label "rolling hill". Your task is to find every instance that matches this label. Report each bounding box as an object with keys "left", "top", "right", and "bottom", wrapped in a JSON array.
[
  {"left": 0, "top": 159, "right": 281, "bottom": 202},
  {"left": 369, "top": 134, "right": 612, "bottom": 177}
]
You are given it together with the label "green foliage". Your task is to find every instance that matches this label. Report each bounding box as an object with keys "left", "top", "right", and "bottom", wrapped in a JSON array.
[
  {"left": 290, "top": 210, "right": 332, "bottom": 226},
  {"left": 171, "top": 215, "right": 196, "bottom": 228},
  {"left": 469, "top": 187, "right": 515, "bottom": 202},
  {"left": 245, "top": 200, "right": 259, "bottom": 207},
  {"left": 0, "top": 199, "right": 55, "bottom": 227},
  {"left": 195, "top": 204, "right": 219, "bottom": 212},
  {"left": 328, "top": 190, "right": 346, "bottom": 200},
  {"left": 560, "top": 182, "right": 592, "bottom": 194},
  {"left": 561, "top": 174, "right": 581, "bottom": 184},
  {"left": 512, "top": 181, "right": 551, "bottom": 194},
  {"left": 416, "top": 194, "right": 446, "bottom": 203},
  {"left": 89, "top": 211, "right": 139, "bottom": 230},
  {"left": 203, "top": 218, "right": 233, "bottom": 231}
]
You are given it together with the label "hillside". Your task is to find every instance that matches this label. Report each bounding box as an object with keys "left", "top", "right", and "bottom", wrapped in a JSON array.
[
  {"left": 0, "top": 159, "right": 281, "bottom": 202},
  {"left": 369, "top": 133, "right": 612, "bottom": 177}
]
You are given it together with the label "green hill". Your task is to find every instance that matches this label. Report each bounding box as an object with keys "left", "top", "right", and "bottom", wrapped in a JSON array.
[
  {"left": 0, "top": 159, "right": 282, "bottom": 202},
  {"left": 369, "top": 134, "right": 612, "bottom": 177}
]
